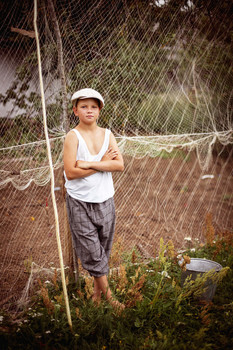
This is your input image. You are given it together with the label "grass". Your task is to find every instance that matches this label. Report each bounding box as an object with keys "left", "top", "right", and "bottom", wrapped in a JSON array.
[{"left": 0, "top": 228, "right": 232, "bottom": 350}]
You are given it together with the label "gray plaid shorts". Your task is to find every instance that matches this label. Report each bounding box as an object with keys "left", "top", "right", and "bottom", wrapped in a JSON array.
[{"left": 66, "top": 194, "right": 115, "bottom": 277}]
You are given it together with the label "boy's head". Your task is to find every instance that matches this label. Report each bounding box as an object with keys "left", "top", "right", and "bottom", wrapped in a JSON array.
[{"left": 71, "top": 88, "right": 104, "bottom": 109}]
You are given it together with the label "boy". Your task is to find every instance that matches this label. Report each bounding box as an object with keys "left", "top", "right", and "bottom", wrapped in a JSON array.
[{"left": 63, "top": 88, "right": 124, "bottom": 310}]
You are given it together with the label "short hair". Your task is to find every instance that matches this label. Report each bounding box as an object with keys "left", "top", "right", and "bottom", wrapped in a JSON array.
[{"left": 73, "top": 98, "right": 102, "bottom": 108}]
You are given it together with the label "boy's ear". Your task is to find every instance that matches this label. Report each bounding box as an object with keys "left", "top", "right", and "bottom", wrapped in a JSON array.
[{"left": 73, "top": 105, "right": 78, "bottom": 116}]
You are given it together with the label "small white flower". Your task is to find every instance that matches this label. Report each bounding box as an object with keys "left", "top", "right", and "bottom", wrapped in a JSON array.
[
  {"left": 45, "top": 280, "right": 51, "bottom": 284},
  {"left": 190, "top": 248, "right": 196, "bottom": 252},
  {"left": 159, "top": 271, "right": 171, "bottom": 279},
  {"left": 0, "top": 315, "right": 3, "bottom": 322},
  {"left": 45, "top": 330, "right": 51, "bottom": 334},
  {"left": 72, "top": 293, "right": 79, "bottom": 301},
  {"left": 184, "top": 237, "right": 192, "bottom": 242}
]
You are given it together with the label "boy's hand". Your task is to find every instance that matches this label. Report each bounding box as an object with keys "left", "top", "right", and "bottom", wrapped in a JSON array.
[
  {"left": 75, "top": 160, "right": 90, "bottom": 169},
  {"left": 74, "top": 148, "right": 119, "bottom": 172},
  {"left": 101, "top": 148, "right": 118, "bottom": 161}
]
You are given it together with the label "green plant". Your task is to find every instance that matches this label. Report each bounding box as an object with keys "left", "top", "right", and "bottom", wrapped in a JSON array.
[
  {"left": 1, "top": 230, "right": 232, "bottom": 350},
  {"left": 23, "top": 255, "right": 33, "bottom": 273}
]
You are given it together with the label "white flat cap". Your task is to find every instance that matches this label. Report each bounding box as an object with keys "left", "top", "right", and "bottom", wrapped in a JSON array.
[{"left": 71, "top": 88, "right": 104, "bottom": 108}]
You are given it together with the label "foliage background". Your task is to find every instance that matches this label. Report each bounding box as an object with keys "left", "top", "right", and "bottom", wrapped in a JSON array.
[{"left": 0, "top": 0, "right": 232, "bottom": 146}]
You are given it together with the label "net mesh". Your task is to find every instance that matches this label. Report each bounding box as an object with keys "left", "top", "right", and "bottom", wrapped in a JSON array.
[{"left": 0, "top": 0, "right": 232, "bottom": 308}]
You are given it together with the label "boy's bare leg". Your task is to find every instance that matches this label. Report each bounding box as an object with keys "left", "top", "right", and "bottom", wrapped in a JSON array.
[
  {"left": 93, "top": 275, "right": 125, "bottom": 311},
  {"left": 92, "top": 277, "right": 104, "bottom": 304},
  {"left": 93, "top": 275, "right": 112, "bottom": 301}
]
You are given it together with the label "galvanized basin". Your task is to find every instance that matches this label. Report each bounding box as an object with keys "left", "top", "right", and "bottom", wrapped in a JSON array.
[{"left": 181, "top": 258, "right": 223, "bottom": 301}]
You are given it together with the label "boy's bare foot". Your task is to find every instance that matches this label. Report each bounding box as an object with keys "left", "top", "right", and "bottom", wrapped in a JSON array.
[
  {"left": 92, "top": 294, "right": 101, "bottom": 306},
  {"left": 109, "top": 298, "right": 125, "bottom": 312}
]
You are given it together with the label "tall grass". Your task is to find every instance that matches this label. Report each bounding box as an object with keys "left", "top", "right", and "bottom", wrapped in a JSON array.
[{"left": 1, "top": 223, "right": 232, "bottom": 350}]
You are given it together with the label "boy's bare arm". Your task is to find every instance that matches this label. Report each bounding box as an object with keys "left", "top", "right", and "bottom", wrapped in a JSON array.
[
  {"left": 77, "top": 133, "right": 124, "bottom": 173},
  {"left": 63, "top": 132, "right": 97, "bottom": 180}
]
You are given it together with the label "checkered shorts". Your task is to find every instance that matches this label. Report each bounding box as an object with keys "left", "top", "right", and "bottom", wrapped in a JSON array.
[{"left": 66, "top": 194, "right": 115, "bottom": 277}]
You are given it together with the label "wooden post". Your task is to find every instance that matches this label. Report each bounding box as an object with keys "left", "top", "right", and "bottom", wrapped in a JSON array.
[
  {"left": 47, "top": 0, "right": 78, "bottom": 280},
  {"left": 47, "top": 0, "right": 69, "bottom": 133},
  {"left": 34, "top": 0, "right": 72, "bottom": 328},
  {"left": 62, "top": 175, "right": 79, "bottom": 282}
]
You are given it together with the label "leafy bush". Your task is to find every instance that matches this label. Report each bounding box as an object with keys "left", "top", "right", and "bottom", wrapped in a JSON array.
[
  {"left": 138, "top": 91, "right": 211, "bottom": 134},
  {"left": 1, "top": 228, "right": 232, "bottom": 350}
]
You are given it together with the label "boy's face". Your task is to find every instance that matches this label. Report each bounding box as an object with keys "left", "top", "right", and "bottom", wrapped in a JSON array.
[{"left": 73, "top": 98, "right": 101, "bottom": 124}]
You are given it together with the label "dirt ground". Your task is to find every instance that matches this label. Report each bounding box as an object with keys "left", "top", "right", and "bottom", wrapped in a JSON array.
[{"left": 0, "top": 151, "right": 232, "bottom": 310}]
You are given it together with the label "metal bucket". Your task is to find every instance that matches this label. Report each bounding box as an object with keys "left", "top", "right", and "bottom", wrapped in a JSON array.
[{"left": 181, "top": 258, "right": 223, "bottom": 301}]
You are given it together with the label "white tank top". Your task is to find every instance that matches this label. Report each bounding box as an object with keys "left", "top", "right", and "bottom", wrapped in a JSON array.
[{"left": 64, "top": 128, "right": 115, "bottom": 203}]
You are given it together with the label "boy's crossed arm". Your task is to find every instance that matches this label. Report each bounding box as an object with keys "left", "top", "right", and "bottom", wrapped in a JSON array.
[
  {"left": 64, "top": 132, "right": 124, "bottom": 180},
  {"left": 77, "top": 133, "right": 124, "bottom": 173},
  {"left": 77, "top": 147, "right": 123, "bottom": 172}
]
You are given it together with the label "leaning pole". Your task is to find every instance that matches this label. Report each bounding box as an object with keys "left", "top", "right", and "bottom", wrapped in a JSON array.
[{"left": 33, "top": 0, "right": 72, "bottom": 329}]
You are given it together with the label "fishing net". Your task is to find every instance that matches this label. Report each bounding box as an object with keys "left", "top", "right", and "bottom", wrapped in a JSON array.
[{"left": 0, "top": 0, "right": 232, "bottom": 309}]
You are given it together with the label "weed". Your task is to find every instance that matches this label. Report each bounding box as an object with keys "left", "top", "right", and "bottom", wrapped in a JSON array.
[
  {"left": 1, "top": 232, "right": 232, "bottom": 350},
  {"left": 23, "top": 256, "right": 33, "bottom": 273}
]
